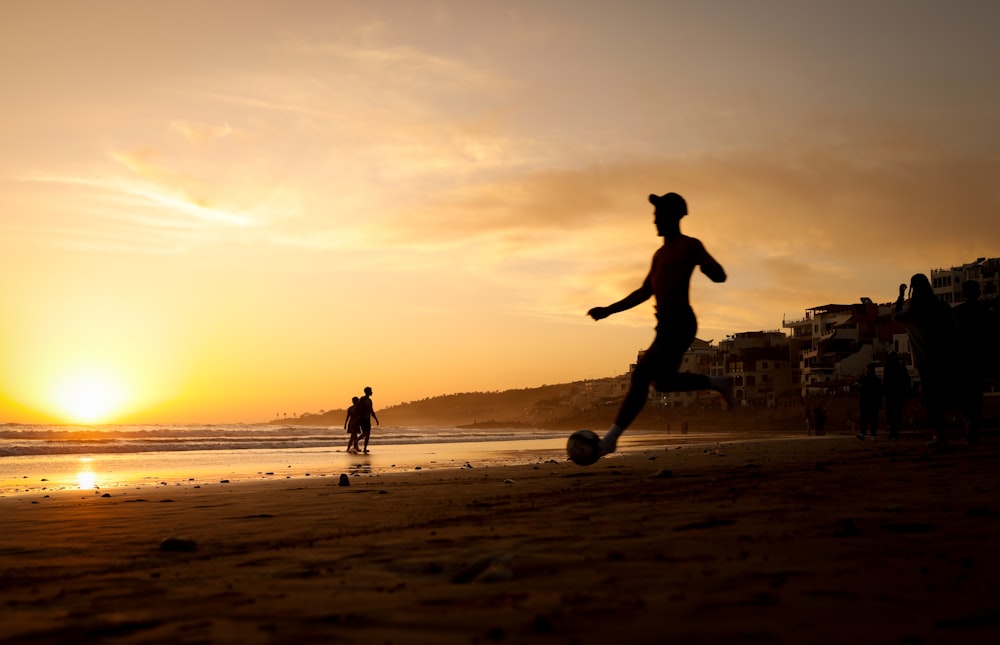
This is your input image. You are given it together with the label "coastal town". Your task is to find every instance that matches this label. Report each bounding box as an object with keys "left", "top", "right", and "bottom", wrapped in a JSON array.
[
  {"left": 281, "top": 256, "right": 997, "bottom": 431},
  {"left": 595, "top": 255, "right": 1000, "bottom": 411}
]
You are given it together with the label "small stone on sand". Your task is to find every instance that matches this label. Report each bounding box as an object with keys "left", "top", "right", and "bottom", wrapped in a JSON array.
[{"left": 159, "top": 537, "right": 197, "bottom": 553}]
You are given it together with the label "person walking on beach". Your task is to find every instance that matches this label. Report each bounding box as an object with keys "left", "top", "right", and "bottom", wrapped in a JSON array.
[
  {"left": 893, "top": 274, "right": 961, "bottom": 447},
  {"left": 356, "top": 386, "right": 379, "bottom": 453},
  {"left": 882, "top": 351, "right": 910, "bottom": 440},
  {"left": 344, "top": 396, "right": 361, "bottom": 453},
  {"left": 856, "top": 363, "right": 883, "bottom": 441},
  {"left": 813, "top": 405, "right": 827, "bottom": 435},
  {"left": 586, "top": 192, "right": 734, "bottom": 460}
]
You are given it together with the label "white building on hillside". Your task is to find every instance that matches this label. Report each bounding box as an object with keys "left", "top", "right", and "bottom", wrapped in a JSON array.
[{"left": 931, "top": 257, "right": 999, "bottom": 304}]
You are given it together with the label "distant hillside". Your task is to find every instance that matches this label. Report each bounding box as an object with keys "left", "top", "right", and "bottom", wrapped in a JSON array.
[
  {"left": 267, "top": 377, "right": 819, "bottom": 433},
  {"left": 269, "top": 375, "right": 907, "bottom": 436},
  {"left": 272, "top": 379, "right": 620, "bottom": 428}
]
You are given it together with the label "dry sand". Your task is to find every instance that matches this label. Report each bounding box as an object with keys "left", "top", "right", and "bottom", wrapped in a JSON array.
[{"left": 2, "top": 431, "right": 1000, "bottom": 644}]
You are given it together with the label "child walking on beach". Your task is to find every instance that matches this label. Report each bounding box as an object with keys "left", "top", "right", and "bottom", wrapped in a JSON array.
[
  {"left": 344, "top": 397, "right": 361, "bottom": 453},
  {"left": 586, "top": 192, "right": 734, "bottom": 460}
]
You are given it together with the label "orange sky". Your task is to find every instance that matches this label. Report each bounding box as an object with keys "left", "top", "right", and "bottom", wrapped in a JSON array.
[{"left": 2, "top": 1, "right": 998, "bottom": 424}]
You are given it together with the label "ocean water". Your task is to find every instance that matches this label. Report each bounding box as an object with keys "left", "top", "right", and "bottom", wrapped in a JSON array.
[
  {"left": 0, "top": 423, "right": 563, "bottom": 457},
  {"left": 0, "top": 423, "right": 737, "bottom": 497},
  {"left": 0, "top": 424, "right": 581, "bottom": 496}
]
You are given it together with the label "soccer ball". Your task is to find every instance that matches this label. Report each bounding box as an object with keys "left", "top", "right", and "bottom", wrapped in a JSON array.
[{"left": 566, "top": 429, "right": 602, "bottom": 466}]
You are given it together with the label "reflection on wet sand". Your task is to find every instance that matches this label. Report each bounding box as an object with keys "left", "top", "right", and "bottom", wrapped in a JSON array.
[{"left": 76, "top": 457, "right": 97, "bottom": 490}]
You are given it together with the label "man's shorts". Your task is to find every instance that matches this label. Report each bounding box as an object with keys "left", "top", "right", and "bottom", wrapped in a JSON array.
[{"left": 635, "top": 308, "right": 697, "bottom": 386}]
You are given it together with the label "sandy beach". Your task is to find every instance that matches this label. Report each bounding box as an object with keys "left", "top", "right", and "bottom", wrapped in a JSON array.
[{"left": 2, "top": 429, "right": 1000, "bottom": 645}]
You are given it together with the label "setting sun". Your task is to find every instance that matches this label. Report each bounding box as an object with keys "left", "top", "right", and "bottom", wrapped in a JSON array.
[{"left": 50, "top": 368, "right": 128, "bottom": 425}]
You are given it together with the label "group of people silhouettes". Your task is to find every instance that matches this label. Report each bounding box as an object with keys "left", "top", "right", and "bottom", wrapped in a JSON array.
[
  {"left": 892, "top": 274, "right": 998, "bottom": 446},
  {"left": 854, "top": 353, "right": 914, "bottom": 441},
  {"left": 581, "top": 191, "right": 996, "bottom": 464},
  {"left": 344, "top": 386, "right": 379, "bottom": 453},
  {"left": 846, "top": 274, "right": 996, "bottom": 446}
]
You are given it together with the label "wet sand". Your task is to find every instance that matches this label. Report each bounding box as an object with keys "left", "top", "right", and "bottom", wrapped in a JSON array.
[
  {"left": 2, "top": 431, "right": 1000, "bottom": 644},
  {"left": 0, "top": 429, "right": 771, "bottom": 495}
]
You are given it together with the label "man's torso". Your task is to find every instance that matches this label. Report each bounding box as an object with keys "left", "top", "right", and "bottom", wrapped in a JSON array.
[{"left": 648, "top": 235, "right": 702, "bottom": 314}]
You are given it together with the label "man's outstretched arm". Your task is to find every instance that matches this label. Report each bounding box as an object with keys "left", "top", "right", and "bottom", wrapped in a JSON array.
[
  {"left": 588, "top": 281, "right": 653, "bottom": 321},
  {"left": 699, "top": 246, "right": 727, "bottom": 283}
]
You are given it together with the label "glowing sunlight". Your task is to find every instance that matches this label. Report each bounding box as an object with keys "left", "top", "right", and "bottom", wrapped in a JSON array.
[
  {"left": 77, "top": 458, "right": 97, "bottom": 489},
  {"left": 50, "top": 368, "right": 129, "bottom": 425}
]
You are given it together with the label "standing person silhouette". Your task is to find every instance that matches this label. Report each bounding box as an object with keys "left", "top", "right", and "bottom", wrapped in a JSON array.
[
  {"left": 586, "top": 192, "right": 734, "bottom": 460},
  {"left": 356, "top": 386, "right": 379, "bottom": 453},
  {"left": 953, "top": 280, "right": 995, "bottom": 443},
  {"left": 882, "top": 351, "right": 910, "bottom": 440},
  {"left": 893, "top": 274, "right": 961, "bottom": 447},
  {"left": 856, "top": 363, "right": 883, "bottom": 441},
  {"left": 344, "top": 396, "right": 361, "bottom": 453}
]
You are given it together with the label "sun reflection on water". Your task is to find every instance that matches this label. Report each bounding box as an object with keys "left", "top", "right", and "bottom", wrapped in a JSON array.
[{"left": 77, "top": 457, "right": 97, "bottom": 490}]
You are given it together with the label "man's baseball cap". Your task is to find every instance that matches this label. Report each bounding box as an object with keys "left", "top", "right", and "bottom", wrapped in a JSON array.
[{"left": 649, "top": 192, "right": 687, "bottom": 217}]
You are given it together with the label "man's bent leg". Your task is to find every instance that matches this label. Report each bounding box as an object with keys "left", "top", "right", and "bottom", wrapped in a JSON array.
[{"left": 601, "top": 363, "right": 655, "bottom": 456}]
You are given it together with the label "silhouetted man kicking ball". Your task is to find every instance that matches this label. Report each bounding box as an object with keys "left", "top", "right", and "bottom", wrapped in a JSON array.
[{"left": 583, "top": 192, "right": 734, "bottom": 462}]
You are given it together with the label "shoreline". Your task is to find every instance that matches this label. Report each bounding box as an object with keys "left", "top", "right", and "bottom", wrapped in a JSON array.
[
  {"left": 4, "top": 430, "right": 1000, "bottom": 643},
  {"left": 0, "top": 427, "right": 804, "bottom": 497}
]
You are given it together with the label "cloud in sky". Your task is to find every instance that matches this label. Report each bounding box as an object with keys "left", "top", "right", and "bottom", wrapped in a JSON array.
[{"left": 1, "top": 1, "right": 998, "bottom": 423}]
